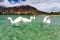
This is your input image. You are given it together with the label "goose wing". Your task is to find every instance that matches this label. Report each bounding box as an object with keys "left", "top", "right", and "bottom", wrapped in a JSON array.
[{"left": 14, "top": 17, "right": 22, "bottom": 23}]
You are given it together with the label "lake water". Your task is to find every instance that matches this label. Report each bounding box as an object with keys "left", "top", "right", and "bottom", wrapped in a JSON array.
[{"left": 0, "top": 15, "right": 60, "bottom": 40}]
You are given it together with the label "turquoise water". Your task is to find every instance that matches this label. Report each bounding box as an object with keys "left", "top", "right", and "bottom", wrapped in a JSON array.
[{"left": 0, "top": 15, "right": 60, "bottom": 40}]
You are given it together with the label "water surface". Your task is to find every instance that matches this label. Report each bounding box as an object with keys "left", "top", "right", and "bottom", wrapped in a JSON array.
[{"left": 0, "top": 15, "right": 60, "bottom": 40}]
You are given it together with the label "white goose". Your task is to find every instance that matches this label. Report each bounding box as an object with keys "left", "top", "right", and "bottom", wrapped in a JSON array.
[
  {"left": 7, "top": 16, "right": 22, "bottom": 25},
  {"left": 43, "top": 16, "right": 51, "bottom": 24},
  {"left": 22, "top": 16, "right": 35, "bottom": 23}
]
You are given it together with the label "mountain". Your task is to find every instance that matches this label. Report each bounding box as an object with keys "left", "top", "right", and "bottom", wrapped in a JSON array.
[{"left": 0, "top": 5, "right": 49, "bottom": 15}]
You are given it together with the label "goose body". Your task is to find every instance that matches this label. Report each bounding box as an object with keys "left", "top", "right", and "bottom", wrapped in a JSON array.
[
  {"left": 7, "top": 16, "right": 22, "bottom": 25},
  {"left": 7, "top": 16, "right": 35, "bottom": 25},
  {"left": 43, "top": 16, "right": 51, "bottom": 24},
  {"left": 22, "top": 16, "right": 35, "bottom": 23}
]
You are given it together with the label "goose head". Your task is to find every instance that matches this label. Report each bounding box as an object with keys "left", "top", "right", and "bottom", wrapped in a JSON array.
[
  {"left": 30, "top": 16, "right": 35, "bottom": 19},
  {"left": 7, "top": 17, "right": 12, "bottom": 20}
]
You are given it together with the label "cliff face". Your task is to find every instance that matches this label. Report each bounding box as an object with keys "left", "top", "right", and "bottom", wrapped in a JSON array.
[{"left": 0, "top": 5, "right": 49, "bottom": 15}]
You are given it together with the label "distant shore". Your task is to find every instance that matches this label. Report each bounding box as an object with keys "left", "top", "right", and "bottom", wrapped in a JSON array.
[{"left": 0, "top": 14, "right": 60, "bottom": 16}]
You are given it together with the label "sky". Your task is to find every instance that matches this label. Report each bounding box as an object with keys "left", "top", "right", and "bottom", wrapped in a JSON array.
[{"left": 0, "top": 0, "right": 60, "bottom": 12}]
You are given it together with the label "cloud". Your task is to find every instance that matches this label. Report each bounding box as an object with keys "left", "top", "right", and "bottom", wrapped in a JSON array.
[
  {"left": 0, "top": 0, "right": 4, "bottom": 2},
  {"left": 0, "top": 0, "right": 60, "bottom": 12}
]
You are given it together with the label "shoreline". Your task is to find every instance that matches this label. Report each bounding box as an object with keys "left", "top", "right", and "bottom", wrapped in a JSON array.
[{"left": 0, "top": 14, "right": 60, "bottom": 16}]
